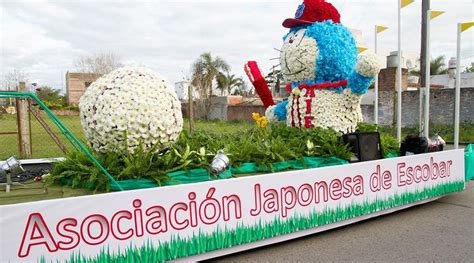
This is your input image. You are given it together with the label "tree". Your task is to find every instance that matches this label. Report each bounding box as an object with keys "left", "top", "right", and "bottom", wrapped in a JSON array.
[
  {"left": 463, "top": 62, "right": 474, "bottom": 73},
  {"left": 1, "top": 69, "right": 28, "bottom": 91},
  {"left": 430, "top": 55, "right": 448, "bottom": 75},
  {"left": 266, "top": 69, "right": 284, "bottom": 95},
  {"left": 35, "top": 86, "right": 65, "bottom": 106},
  {"left": 74, "top": 52, "right": 123, "bottom": 74},
  {"left": 216, "top": 73, "right": 245, "bottom": 96},
  {"left": 231, "top": 81, "right": 252, "bottom": 96},
  {"left": 1, "top": 69, "right": 29, "bottom": 106},
  {"left": 191, "top": 52, "right": 230, "bottom": 118},
  {"left": 410, "top": 55, "right": 448, "bottom": 76}
]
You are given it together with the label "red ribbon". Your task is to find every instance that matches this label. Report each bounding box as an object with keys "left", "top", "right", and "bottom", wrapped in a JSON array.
[{"left": 286, "top": 79, "right": 348, "bottom": 93}]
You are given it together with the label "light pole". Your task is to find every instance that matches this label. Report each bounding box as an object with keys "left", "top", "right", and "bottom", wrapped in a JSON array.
[
  {"left": 454, "top": 22, "right": 474, "bottom": 148},
  {"left": 422, "top": 10, "right": 445, "bottom": 138},
  {"left": 397, "top": 0, "right": 415, "bottom": 141}
]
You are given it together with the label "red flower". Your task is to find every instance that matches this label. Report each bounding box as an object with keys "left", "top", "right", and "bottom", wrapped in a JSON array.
[{"left": 283, "top": 0, "right": 341, "bottom": 28}]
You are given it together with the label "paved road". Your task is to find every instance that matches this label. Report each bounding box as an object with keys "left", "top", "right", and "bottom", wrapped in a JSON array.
[{"left": 212, "top": 182, "right": 474, "bottom": 262}]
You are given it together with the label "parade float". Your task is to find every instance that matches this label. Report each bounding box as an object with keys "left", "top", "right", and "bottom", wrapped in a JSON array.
[{"left": 0, "top": 0, "right": 469, "bottom": 262}]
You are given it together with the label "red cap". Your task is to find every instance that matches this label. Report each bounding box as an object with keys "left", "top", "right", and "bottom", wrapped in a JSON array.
[{"left": 283, "top": 0, "right": 341, "bottom": 28}]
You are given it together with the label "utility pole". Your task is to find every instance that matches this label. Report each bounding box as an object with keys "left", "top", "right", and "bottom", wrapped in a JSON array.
[
  {"left": 420, "top": 1, "right": 430, "bottom": 87},
  {"left": 419, "top": 0, "right": 430, "bottom": 135}
]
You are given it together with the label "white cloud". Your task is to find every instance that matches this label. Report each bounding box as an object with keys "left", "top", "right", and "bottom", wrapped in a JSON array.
[{"left": 1, "top": 0, "right": 473, "bottom": 92}]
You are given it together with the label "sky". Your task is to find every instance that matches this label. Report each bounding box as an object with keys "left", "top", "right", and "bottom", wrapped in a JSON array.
[{"left": 1, "top": 0, "right": 473, "bottom": 92}]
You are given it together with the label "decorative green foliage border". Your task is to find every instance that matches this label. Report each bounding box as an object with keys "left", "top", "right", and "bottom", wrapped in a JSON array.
[{"left": 39, "top": 181, "right": 464, "bottom": 263}]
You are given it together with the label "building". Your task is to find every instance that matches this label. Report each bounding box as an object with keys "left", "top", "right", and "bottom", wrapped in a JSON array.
[
  {"left": 66, "top": 72, "right": 102, "bottom": 105},
  {"left": 360, "top": 53, "right": 474, "bottom": 126},
  {"left": 431, "top": 72, "right": 474, "bottom": 89}
]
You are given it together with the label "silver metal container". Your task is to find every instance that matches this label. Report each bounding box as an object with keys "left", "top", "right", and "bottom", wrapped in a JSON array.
[{"left": 210, "top": 150, "right": 230, "bottom": 175}]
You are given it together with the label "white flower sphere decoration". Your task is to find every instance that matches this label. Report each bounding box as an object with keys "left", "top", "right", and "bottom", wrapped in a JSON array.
[
  {"left": 79, "top": 66, "right": 183, "bottom": 153},
  {"left": 356, "top": 53, "right": 380, "bottom": 77}
]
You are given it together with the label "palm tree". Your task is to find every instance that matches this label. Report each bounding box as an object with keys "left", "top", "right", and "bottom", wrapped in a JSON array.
[
  {"left": 430, "top": 55, "right": 448, "bottom": 75},
  {"left": 190, "top": 52, "right": 230, "bottom": 119},
  {"left": 191, "top": 52, "right": 230, "bottom": 99},
  {"left": 464, "top": 62, "right": 474, "bottom": 73},
  {"left": 411, "top": 55, "right": 448, "bottom": 76},
  {"left": 216, "top": 73, "right": 245, "bottom": 95}
]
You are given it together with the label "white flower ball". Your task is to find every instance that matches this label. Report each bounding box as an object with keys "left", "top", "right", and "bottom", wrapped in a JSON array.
[
  {"left": 79, "top": 66, "right": 183, "bottom": 153},
  {"left": 356, "top": 53, "right": 380, "bottom": 77}
]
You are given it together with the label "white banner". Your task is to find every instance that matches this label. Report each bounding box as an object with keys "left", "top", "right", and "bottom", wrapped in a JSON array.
[{"left": 0, "top": 150, "right": 465, "bottom": 262}]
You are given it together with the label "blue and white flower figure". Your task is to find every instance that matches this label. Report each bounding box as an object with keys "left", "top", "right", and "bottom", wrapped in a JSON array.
[
  {"left": 251, "top": 0, "right": 380, "bottom": 133},
  {"left": 79, "top": 66, "right": 183, "bottom": 153}
]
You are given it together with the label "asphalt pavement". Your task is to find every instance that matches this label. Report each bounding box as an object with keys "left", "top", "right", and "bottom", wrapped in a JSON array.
[{"left": 212, "top": 182, "right": 474, "bottom": 262}]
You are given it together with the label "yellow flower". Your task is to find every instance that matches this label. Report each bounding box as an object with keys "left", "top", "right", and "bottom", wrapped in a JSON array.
[
  {"left": 252, "top": 112, "right": 261, "bottom": 121},
  {"left": 251, "top": 112, "right": 267, "bottom": 128},
  {"left": 259, "top": 117, "right": 268, "bottom": 128}
]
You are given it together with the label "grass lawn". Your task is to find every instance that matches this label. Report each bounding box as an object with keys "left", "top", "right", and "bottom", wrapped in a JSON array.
[
  {"left": 0, "top": 113, "right": 86, "bottom": 159},
  {"left": 0, "top": 114, "right": 254, "bottom": 160}
]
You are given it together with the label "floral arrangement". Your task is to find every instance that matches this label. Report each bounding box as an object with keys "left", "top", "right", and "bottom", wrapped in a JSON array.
[
  {"left": 286, "top": 89, "right": 362, "bottom": 133},
  {"left": 265, "top": 105, "right": 279, "bottom": 123},
  {"left": 247, "top": 0, "right": 380, "bottom": 134},
  {"left": 279, "top": 31, "right": 318, "bottom": 83},
  {"left": 79, "top": 66, "right": 183, "bottom": 153},
  {"left": 252, "top": 112, "right": 268, "bottom": 128},
  {"left": 278, "top": 19, "right": 380, "bottom": 133},
  {"left": 356, "top": 53, "right": 380, "bottom": 77},
  {"left": 283, "top": 0, "right": 341, "bottom": 27},
  {"left": 47, "top": 121, "right": 400, "bottom": 191},
  {"left": 48, "top": 123, "right": 361, "bottom": 190}
]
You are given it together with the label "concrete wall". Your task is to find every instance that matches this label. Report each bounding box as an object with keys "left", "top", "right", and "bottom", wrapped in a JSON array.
[
  {"left": 431, "top": 72, "right": 474, "bottom": 89},
  {"left": 181, "top": 97, "right": 265, "bottom": 122},
  {"left": 362, "top": 87, "right": 474, "bottom": 126},
  {"left": 181, "top": 101, "right": 207, "bottom": 119},
  {"left": 228, "top": 105, "right": 265, "bottom": 122},
  {"left": 208, "top": 97, "right": 228, "bottom": 120},
  {"left": 179, "top": 87, "right": 474, "bottom": 126}
]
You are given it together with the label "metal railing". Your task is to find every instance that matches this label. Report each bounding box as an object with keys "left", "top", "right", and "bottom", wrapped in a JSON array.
[{"left": 0, "top": 91, "right": 124, "bottom": 191}]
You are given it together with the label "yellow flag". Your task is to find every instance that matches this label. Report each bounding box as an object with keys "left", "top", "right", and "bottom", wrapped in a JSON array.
[
  {"left": 401, "top": 0, "right": 414, "bottom": 8},
  {"left": 430, "top": 11, "right": 445, "bottom": 20},
  {"left": 358, "top": 47, "right": 368, "bottom": 54},
  {"left": 461, "top": 22, "right": 474, "bottom": 32},
  {"left": 376, "top": 25, "right": 388, "bottom": 33}
]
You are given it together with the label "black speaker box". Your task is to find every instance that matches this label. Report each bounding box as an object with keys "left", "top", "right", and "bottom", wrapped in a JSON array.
[
  {"left": 342, "top": 132, "right": 383, "bottom": 162},
  {"left": 400, "top": 135, "right": 428, "bottom": 156}
]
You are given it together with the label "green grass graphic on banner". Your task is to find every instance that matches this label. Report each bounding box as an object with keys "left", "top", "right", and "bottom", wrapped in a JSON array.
[{"left": 38, "top": 181, "right": 464, "bottom": 263}]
